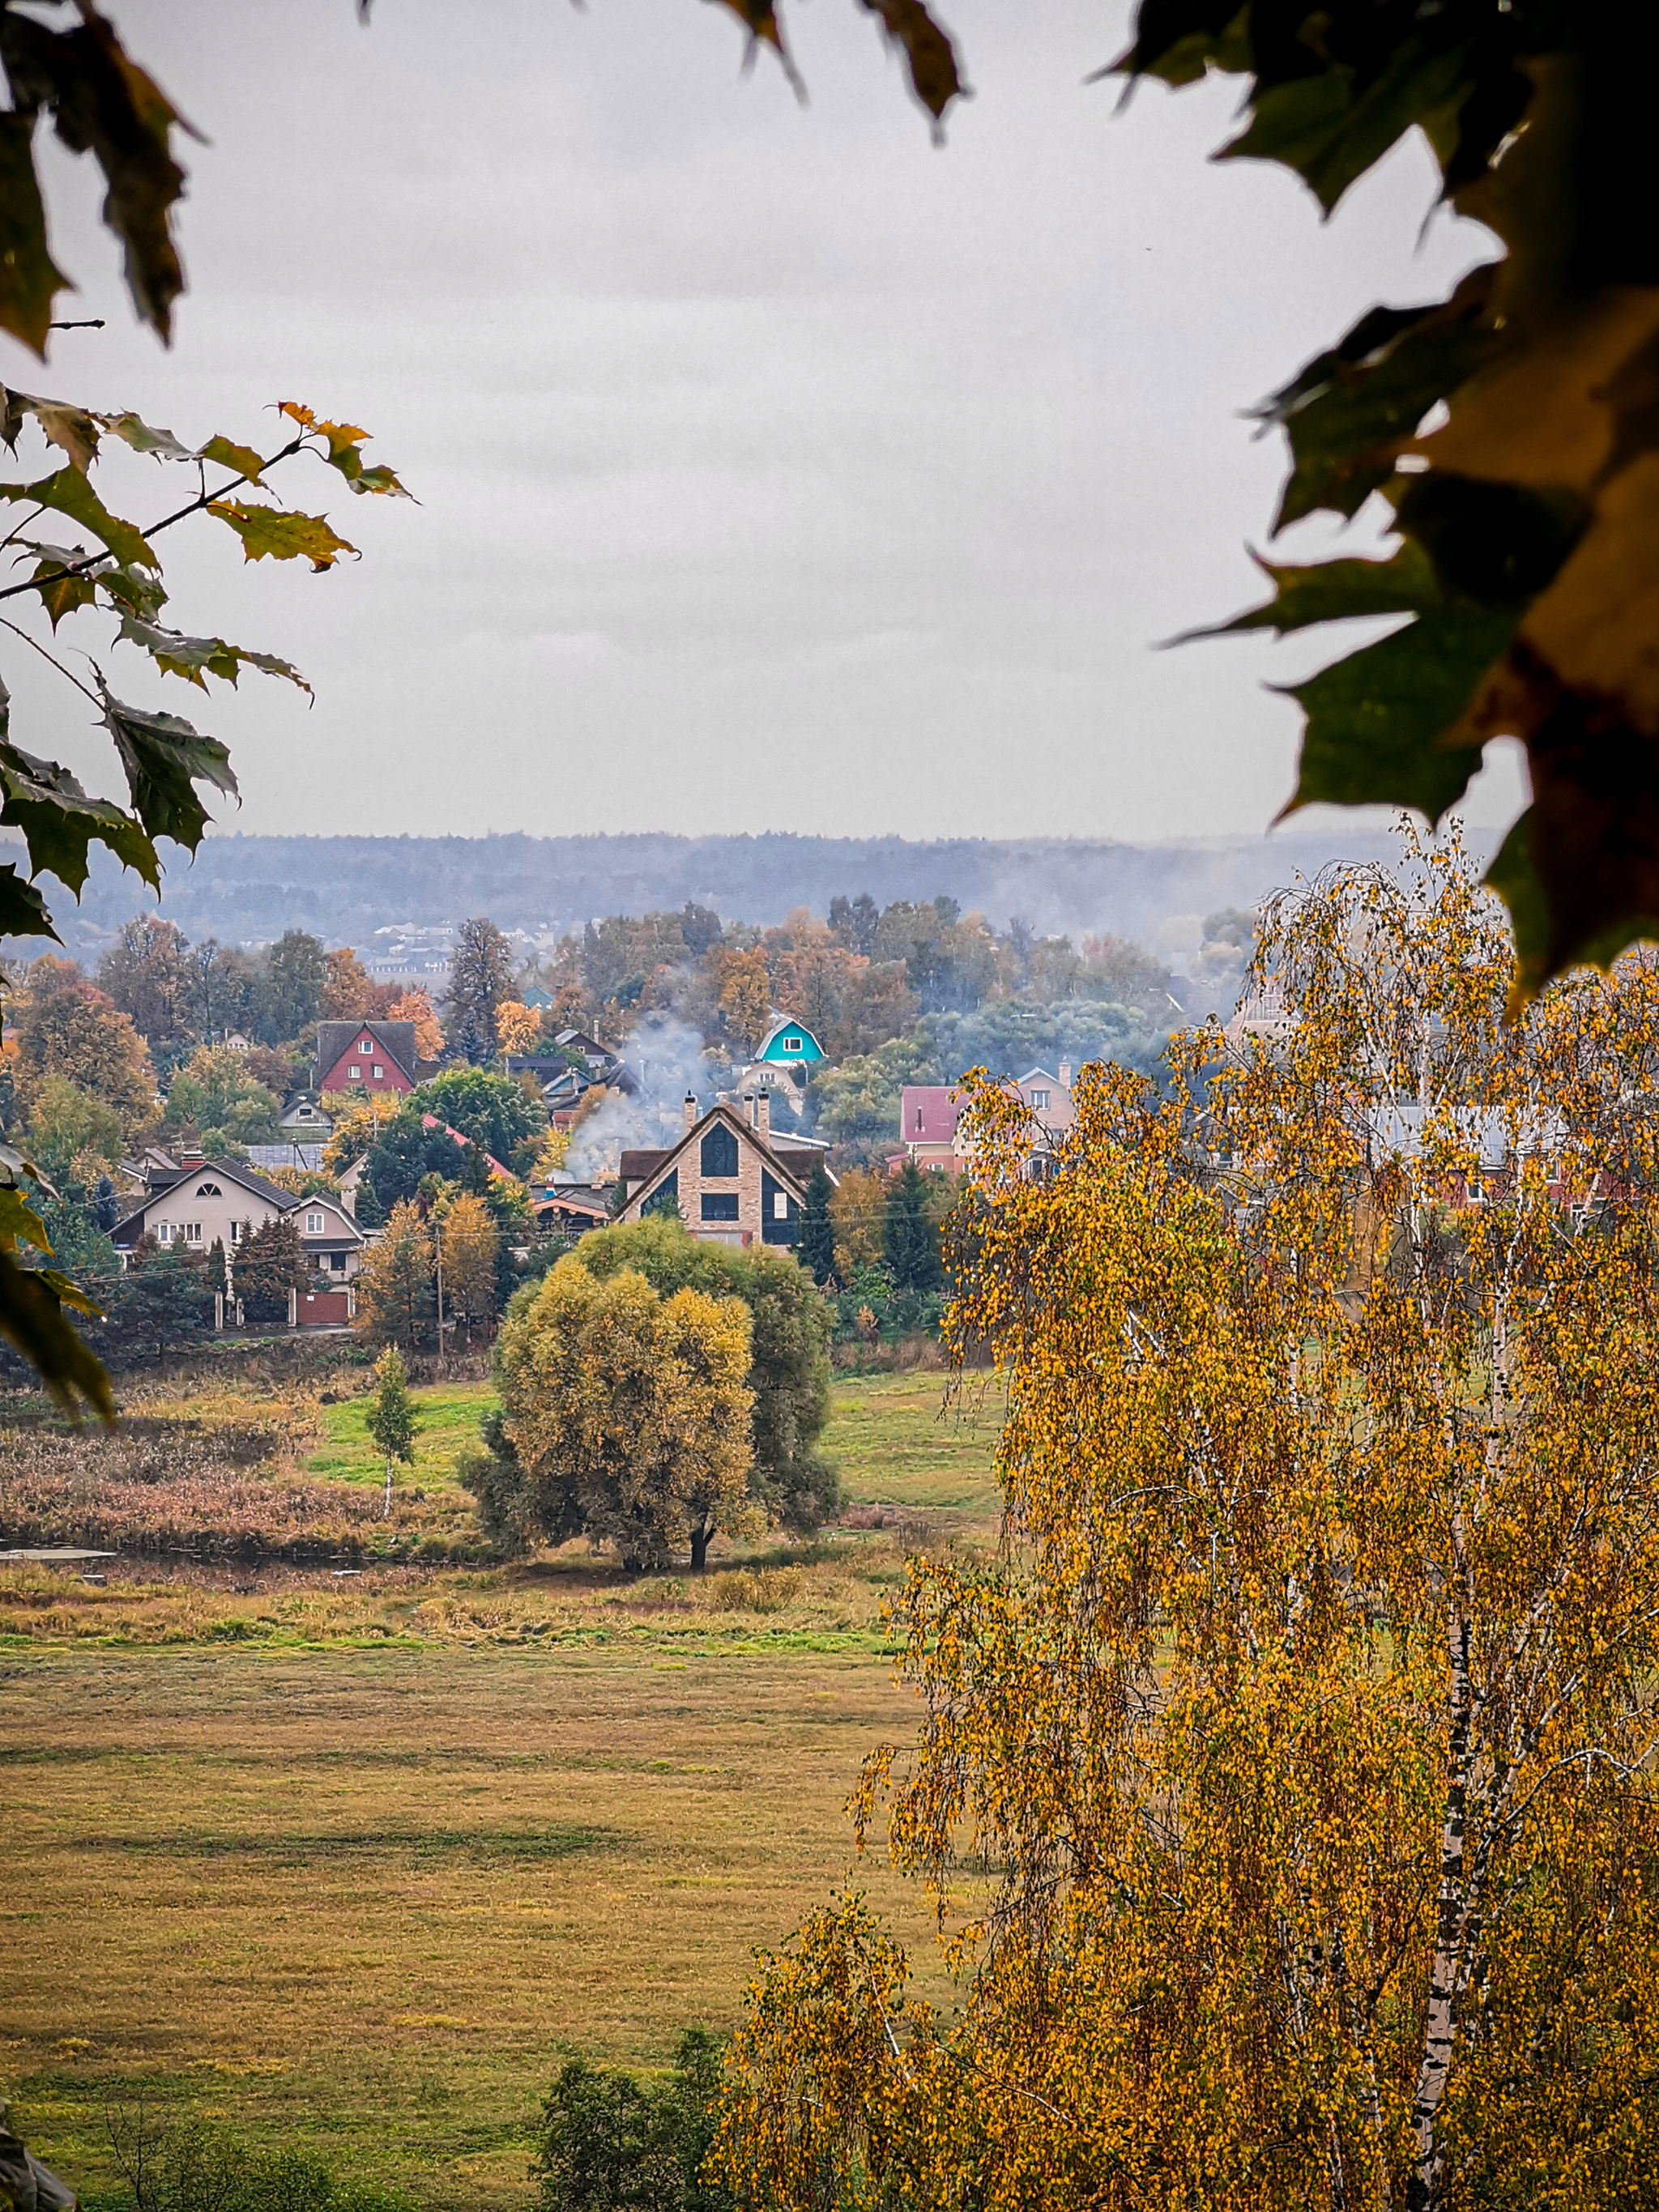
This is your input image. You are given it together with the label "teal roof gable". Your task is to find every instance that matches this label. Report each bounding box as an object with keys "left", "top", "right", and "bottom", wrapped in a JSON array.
[{"left": 757, "top": 1018, "right": 825, "bottom": 1065}]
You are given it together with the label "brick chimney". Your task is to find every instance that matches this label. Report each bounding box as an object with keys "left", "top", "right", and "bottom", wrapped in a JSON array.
[
  {"left": 755, "top": 1088, "right": 771, "bottom": 1139},
  {"left": 743, "top": 1090, "right": 757, "bottom": 1128},
  {"left": 683, "top": 1092, "right": 697, "bottom": 1130},
  {"left": 180, "top": 1144, "right": 205, "bottom": 1169},
  {"left": 1059, "top": 1062, "right": 1073, "bottom": 1091}
]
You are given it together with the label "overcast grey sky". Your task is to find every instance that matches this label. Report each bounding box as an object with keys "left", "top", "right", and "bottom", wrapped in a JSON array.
[{"left": 2, "top": 0, "right": 1525, "bottom": 847}]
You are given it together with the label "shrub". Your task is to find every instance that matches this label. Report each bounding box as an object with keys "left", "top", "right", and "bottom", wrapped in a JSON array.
[{"left": 534, "top": 2030, "right": 730, "bottom": 2212}]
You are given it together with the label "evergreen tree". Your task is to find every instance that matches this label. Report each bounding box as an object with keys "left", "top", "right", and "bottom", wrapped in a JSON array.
[
  {"left": 883, "top": 1161, "right": 942, "bottom": 1292},
  {"left": 798, "top": 1163, "right": 837, "bottom": 1287},
  {"left": 235, "top": 1214, "right": 309, "bottom": 1322},
  {"left": 365, "top": 1342, "right": 418, "bottom": 1517},
  {"left": 446, "top": 917, "right": 514, "bottom": 1066}
]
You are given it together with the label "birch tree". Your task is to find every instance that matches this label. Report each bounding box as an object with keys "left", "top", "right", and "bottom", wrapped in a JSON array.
[{"left": 716, "top": 832, "right": 1659, "bottom": 2212}]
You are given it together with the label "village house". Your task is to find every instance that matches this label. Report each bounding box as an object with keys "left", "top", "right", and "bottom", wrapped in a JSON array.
[
  {"left": 279, "top": 1093, "right": 334, "bottom": 1139},
  {"left": 109, "top": 1153, "right": 367, "bottom": 1280},
  {"left": 616, "top": 1091, "right": 822, "bottom": 1248},
  {"left": 313, "top": 1019, "right": 418, "bottom": 1097},
  {"left": 531, "top": 1177, "right": 613, "bottom": 1236},
  {"left": 891, "top": 1065, "right": 1077, "bottom": 1176},
  {"left": 740, "top": 1016, "right": 824, "bottom": 1122}
]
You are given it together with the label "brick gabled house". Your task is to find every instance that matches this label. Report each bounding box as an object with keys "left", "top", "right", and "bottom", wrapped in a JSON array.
[
  {"left": 313, "top": 1019, "right": 418, "bottom": 1097},
  {"left": 617, "top": 1093, "right": 820, "bottom": 1249}
]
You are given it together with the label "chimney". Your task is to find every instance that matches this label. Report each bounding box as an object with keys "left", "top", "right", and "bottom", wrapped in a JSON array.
[
  {"left": 683, "top": 1092, "right": 697, "bottom": 1130},
  {"left": 180, "top": 1144, "right": 204, "bottom": 1170},
  {"left": 755, "top": 1088, "right": 771, "bottom": 1139},
  {"left": 1059, "top": 1062, "right": 1073, "bottom": 1091},
  {"left": 743, "top": 1089, "right": 757, "bottom": 1128}
]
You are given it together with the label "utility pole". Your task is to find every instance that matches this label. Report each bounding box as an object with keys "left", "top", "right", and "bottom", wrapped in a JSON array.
[{"left": 433, "top": 1216, "right": 447, "bottom": 1377}]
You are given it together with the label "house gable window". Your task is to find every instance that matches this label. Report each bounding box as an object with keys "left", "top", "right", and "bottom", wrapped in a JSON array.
[
  {"left": 348, "top": 1065, "right": 360, "bottom": 1080},
  {"left": 701, "top": 1123, "right": 739, "bottom": 1178},
  {"left": 1030, "top": 1089, "right": 1050, "bottom": 1111},
  {"left": 195, "top": 1183, "right": 222, "bottom": 1197},
  {"left": 781, "top": 1034, "right": 802, "bottom": 1053},
  {"left": 305, "top": 1210, "right": 326, "bottom": 1234},
  {"left": 372, "top": 1065, "right": 384, "bottom": 1080},
  {"left": 701, "top": 1191, "right": 740, "bottom": 1222},
  {"left": 642, "top": 1169, "right": 680, "bottom": 1219}
]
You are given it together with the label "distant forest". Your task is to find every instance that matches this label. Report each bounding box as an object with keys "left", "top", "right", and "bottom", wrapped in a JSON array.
[{"left": 0, "top": 827, "right": 1418, "bottom": 963}]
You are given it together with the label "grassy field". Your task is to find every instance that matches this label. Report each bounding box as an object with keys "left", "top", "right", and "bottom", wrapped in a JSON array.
[
  {"left": 305, "top": 1382, "right": 497, "bottom": 1495},
  {"left": 0, "top": 1370, "right": 1004, "bottom": 2210}
]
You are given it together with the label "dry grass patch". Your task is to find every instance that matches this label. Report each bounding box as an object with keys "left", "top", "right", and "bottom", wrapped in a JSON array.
[{"left": 0, "top": 1640, "right": 946, "bottom": 2212}]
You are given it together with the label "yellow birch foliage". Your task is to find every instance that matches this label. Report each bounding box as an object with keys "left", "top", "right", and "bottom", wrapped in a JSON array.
[
  {"left": 437, "top": 1188, "right": 497, "bottom": 1341},
  {"left": 495, "top": 999, "right": 542, "bottom": 1056},
  {"left": 716, "top": 830, "right": 1659, "bottom": 2212}
]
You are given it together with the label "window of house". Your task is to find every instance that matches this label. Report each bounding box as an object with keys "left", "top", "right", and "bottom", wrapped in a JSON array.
[
  {"left": 229, "top": 1222, "right": 242, "bottom": 1243},
  {"left": 702, "top": 1191, "right": 740, "bottom": 1221},
  {"left": 372, "top": 1065, "right": 383, "bottom": 1080},
  {"left": 701, "top": 1123, "right": 739, "bottom": 1178},
  {"left": 782, "top": 1035, "right": 801, "bottom": 1052},
  {"left": 773, "top": 1191, "right": 787, "bottom": 1219},
  {"left": 348, "top": 1064, "right": 360, "bottom": 1080},
  {"left": 195, "top": 1182, "right": 222, "bottom": 1197},
  {"left": 642, "top": 1169, "right": 680, "bottom": 1218},
  {"left": 331, "top": 1253, "right": 346, "bottom": 1272},
  {"left": 186, "top": 1223, "right": 202, "bottom": 1242},
  {"left": 157, "top": 1221, "right": 173, "bottom": 1243},
  {"left": 1030, "top": 1089, "right": 1050, "bottom": 1110},
  {"left": 305, "top": 1211, "right": 326, "bottom": 1234},
  {"left": 360, "top": 1038, "right": 373, "bottom": 1052}
]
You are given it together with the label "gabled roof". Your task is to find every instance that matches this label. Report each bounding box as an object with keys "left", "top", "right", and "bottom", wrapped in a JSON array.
[
  {"left": 419, "top": 1114, "right": 510, "bottom": 1178},
  {"left": 110, "top": 1156, "right": 310, "bottom": 1244},
  {"left": 314, "top": 1019, "right": 418, "bottom": 1082},
  {"left": 756, "top": 1017, "right": 825, "bottom": 1063},
  {"left": 624, "top": 1101, "right": 812, "bottom": 1214}
]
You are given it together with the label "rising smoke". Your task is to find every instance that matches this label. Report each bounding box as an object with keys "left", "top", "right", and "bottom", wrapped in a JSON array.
[{"left": 561, "top": 1016, "right": 729, "bottom": 1181}]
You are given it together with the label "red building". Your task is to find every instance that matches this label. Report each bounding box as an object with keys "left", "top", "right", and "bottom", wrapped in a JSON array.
[{"left": 313, "top": 1019, "right": 418, "bottom": 1097}]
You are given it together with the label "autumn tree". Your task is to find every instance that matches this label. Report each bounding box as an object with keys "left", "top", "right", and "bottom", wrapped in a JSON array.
[
  {"left": 321, "top": 947, "right": 373, "bottom": 1021},
  {"left": 96, "top": 917, "right": 192, "bottom": 1066},
  {"left": 569, "top": 1216, "right": 838, "bottom": 1536},
  {"left": 27, "top": 1075, "right": 122, "bottom": 1198},
  {"left": 716, "top": 949, "right": 772, "bottom": 1058},
  {"left": 437, "top": 1188, "right": 498, "bottom": 1345},
  {"left": 365, "top": 1342, "right": 418, "bottom": 1519},
  {"left": 496, "top": 1000, "right": 543, "bottom": 1058},
  {"left": 827, "top": 1166, "right": 885, "bottom": 1284},
  {"left": 354, "top": 1199, "right": 434, "bottom": 1351},
  {"left": 386, "top": 987, "right": 444, "bottom": 1063},
  {"left": 497, "top": 1258, "right": 754, "bottom": 1571},
  {"left": 718, "top": 832, "right": 1659, "bottom": 2212},
  {"left": 446, "top": 918, "right": 514, "bottom": 1066},
  {"left": 254, "top": 931, "right": 327, "bottom": 1046},
  {"left": 8, "top": 959, "right": 156, "bottom": 1134}
]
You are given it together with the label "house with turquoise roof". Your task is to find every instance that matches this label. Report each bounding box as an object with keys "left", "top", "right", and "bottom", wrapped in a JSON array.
[{"left": 744, "top": 1016, "right": 825, "bottom": 1121}]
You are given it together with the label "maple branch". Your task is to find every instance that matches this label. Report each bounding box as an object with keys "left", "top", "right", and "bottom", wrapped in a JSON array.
[{"left": 0, "top": 435, "right": 309, "bottom": 610}]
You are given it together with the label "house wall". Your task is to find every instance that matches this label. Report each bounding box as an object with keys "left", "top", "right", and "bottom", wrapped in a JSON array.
[
  {"left": 144, "top": 1178, "right": 287, "bottom": 1255},
  {"left": 318, "top": 1034, "right": 413, "bottom": 1096},
  {"left": 625, "top": 1114, "right": 798, "bottom": 1247}
]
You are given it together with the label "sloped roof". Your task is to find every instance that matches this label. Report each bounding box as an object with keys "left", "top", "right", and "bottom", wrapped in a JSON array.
[
  {"left": 314, "top": 1019, "right": 418, "bottom": 1082},
  {"left": 111, "top": 1156, "right": 309, "bottom": 1244},
  {"left": 899, "top": 1085, "right": 965, "bottom": 1144},
  {"left": 623, "top": 1102, "right": 810, "bottom": 1214},
  {"left": 756, "top": 1016, "right": 824, "bottom": 1063}
]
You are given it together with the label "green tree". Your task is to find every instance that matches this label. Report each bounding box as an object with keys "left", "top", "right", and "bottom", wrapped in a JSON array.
[
  {"left": 26, "top": 1075, "right": 123, "bottom": 1198},
  {"left": 534, "top": 2030, "right": 732, "bottom": 2212},
  {"left": 497, "top": 1259, "right": 754, "bottom": 1571},
  {"left": 365, "top": 1342, "right": 418, "bottom": 1519},
  {"left": 446, "top": 918, "right": 514, "bottom": 1066},
  {"left": 104, "top": 1246, "right": 212, "bottom": 1368},
  {"left": 255, "top": 931, "right": 328, "bottom": 1046},
  {"left": 797, "top": 1163, "right": 837, "bottom": 1288},
  {"left": 408, "top": 1068, "right": 543, "bottom": 1173},
  {"left": 164, "top": 1044, "right": 283, "bottom": 1153},
  {"left": 568, "top": 1217, "right": 838, "bottom": 1534},
  {"left": 881, "top": 1160, "right": 942, "bottom": 1293},
  {"left": 233, "top": 1213, "right": 307, "bottom": 1324},
  {"left": 10, "top": 958, "right": 156, "bottom": 1134}
]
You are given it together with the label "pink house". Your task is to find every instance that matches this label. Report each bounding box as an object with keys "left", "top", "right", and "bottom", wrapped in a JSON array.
[{"left": 893, "top": 1085, "right": 967, "bottom": 1174}]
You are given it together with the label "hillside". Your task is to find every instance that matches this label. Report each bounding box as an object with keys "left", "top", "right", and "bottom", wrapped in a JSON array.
[{"left": 7, "top": 825, "right": 1422, "bottom": 961}]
